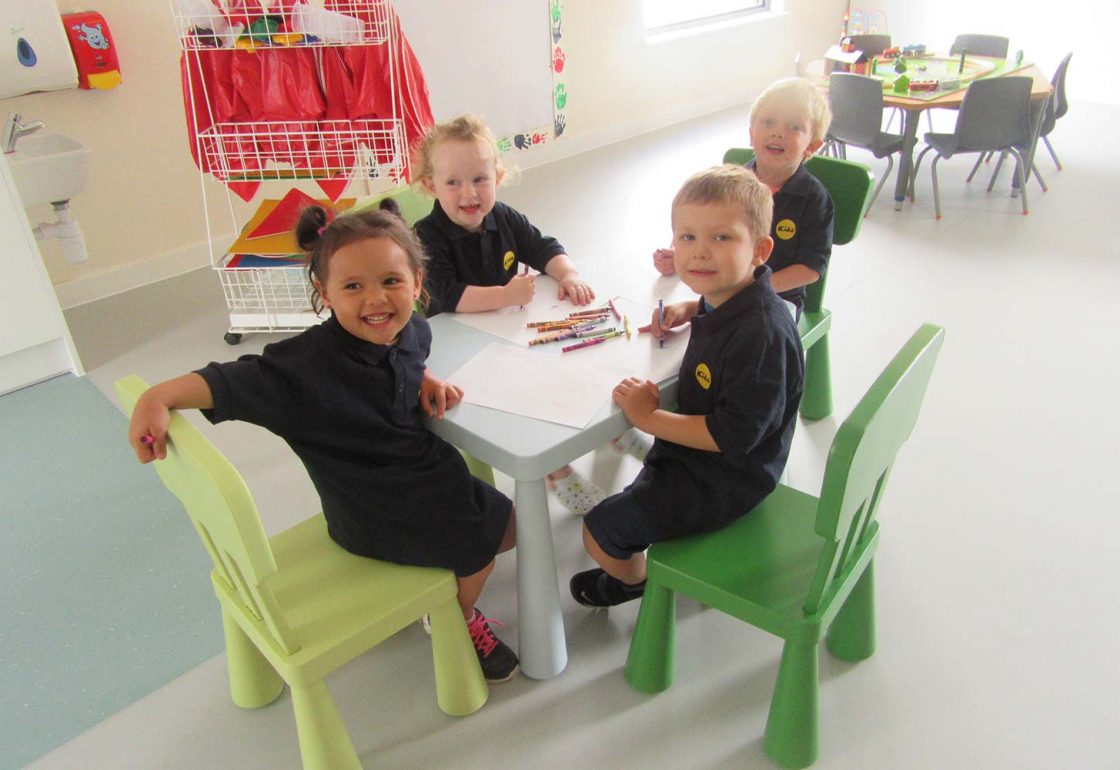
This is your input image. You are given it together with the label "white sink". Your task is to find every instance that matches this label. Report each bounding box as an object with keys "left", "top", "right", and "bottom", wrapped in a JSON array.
[{"left": 6, "top": 133, "right": 91, "bottom": 207}]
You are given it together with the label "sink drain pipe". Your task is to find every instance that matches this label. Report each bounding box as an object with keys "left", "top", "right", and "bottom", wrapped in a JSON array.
[{"left": 32, "top": 201, "right": 88, "bottom": 263}]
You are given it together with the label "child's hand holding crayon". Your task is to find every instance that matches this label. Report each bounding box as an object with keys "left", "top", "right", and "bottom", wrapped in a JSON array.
[
  {"left": 419, "top": 370, "right": 464, "bottom": 420},
  {"left": 504, "top": 272, "right": 536, "bottom": 307},
  {"left": 640, "top": 300, "right": 699, "bottom": 342}
]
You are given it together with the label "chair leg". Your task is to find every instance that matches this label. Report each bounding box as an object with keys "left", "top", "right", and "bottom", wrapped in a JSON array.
[
  {"left": 763, "top": 640, "right": 819, "bottom": 770},
  {"left": 1011, "top": 149, "right": 1029, "bottom": 215},
  {"left": 624, "top": 581, "right": 676, "bottom": 693},
  {"left": 222, "top": 610, "right": 284, "bottom": 709},
  {"left": 909, "top": 146, "right": 933, "bottom": 202},
  {"left": 428, "top": 596, "right": 488, "bottom": 717},
  {"left": 987, "top": 151, "right": 1008, "bottom": 193},
  {"left": 931, "top": 156, "right": 943, "bottom": 220},
  {"left": 799, "top": 334, "right": 832, "bottom": 420},
  {"left": 1043, "top": 135, "right": 1062, "bottom": 170},
  {"left": 825, "top": 562, "right": 876, "bottom": 661},
  {"left": 290, "top": 680, "right": 362, "bottom": 770},
  {"left": 1032, "top": 161, "right": 1048, "bottom": 192},
  {"left": 864, "top": 155, "right": 892, "bottom": 215},
  {"left": 965, "top": 153, "right": 985, "bottom": 183}
]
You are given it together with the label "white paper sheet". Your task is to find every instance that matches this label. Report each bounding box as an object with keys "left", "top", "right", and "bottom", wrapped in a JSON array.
[{"left": 446, "top": 283, "right": 690, "bottom": 427}]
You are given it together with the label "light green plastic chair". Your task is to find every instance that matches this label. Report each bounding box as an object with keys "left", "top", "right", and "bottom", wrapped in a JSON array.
[
  {"left": 722, "top": 149, "right": 874, "bottom": 420},
  {"left": 356, "top": 184, "right": 434, "bottom": 224},
  {"left": 624, "top": 324, "right": 945, "bottom": 768},
  {"left": 114, "top": 376, "right": 487, "bottom": 770}
]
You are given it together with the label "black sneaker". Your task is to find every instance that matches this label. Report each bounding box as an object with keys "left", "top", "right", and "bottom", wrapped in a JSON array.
[
  {"left": 569, "top": 568, "right": 646, "bottom": 608},
  {"left": 466, "top": 608, "right": 519, "bottom": 683}
]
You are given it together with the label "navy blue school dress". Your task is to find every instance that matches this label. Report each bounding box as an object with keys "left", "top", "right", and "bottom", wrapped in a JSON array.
[
  {"left": 415, "top": 200, "right": 567, "bottom": 316},
  {"left": 195, "top": 314, "right": 512, "bottom": 577}
]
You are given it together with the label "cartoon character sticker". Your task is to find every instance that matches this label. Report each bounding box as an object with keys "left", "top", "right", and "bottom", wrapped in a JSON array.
[{"left": 72, "top": 22, "right": 109, "bottom": 50}]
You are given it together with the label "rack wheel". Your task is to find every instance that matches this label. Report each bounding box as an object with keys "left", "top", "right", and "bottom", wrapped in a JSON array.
[{"left": 224, "top": 332, "right": 243, "bottom": 345}]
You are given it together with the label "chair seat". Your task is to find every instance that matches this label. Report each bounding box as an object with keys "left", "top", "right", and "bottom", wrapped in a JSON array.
[
  {"left": 647, "top": 485, "right": 827, "bottom": 640},
  {"left": 215, "top": 513, "right": 458, "bottom": 684},
  {"left": 868, "top": 132, "right": 905, "bottom": 159},
  {"left": 922, "top": 131, "right": 960, "bottom": 158}
]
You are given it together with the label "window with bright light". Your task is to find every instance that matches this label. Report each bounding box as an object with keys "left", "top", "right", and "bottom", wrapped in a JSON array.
[{"left": 643, "top": 0, "right": 769, "bottom": 34}]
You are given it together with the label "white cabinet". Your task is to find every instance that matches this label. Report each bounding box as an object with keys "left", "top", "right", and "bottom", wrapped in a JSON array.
[{"left": 0, "top": 152, "right": 82, "bottom": 394}]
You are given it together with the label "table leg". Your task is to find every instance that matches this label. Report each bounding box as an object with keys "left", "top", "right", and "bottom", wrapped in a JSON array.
[
  {"left": 894, "top": 108, "right": 923, "bottom": 210},
  {"left": 513, "top": 477, "right": 568, "bottom": 679}
]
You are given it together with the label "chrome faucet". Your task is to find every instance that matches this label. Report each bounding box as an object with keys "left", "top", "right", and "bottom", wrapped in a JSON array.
[{"left": 3, "top": 113, "right": 45, "bottom": 154}]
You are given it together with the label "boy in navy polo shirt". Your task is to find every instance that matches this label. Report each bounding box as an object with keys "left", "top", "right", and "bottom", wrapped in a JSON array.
[
  {"left": 571, "top": 165, "right": 804, "bottom": 607},
  {"left": 653, "top": 77, "right": 834, "bottom": 318}
]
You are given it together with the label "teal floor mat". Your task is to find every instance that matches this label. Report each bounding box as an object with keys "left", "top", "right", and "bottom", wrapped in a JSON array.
[{"left": 0, "top": 375, "right": 221, "bottom": 769}]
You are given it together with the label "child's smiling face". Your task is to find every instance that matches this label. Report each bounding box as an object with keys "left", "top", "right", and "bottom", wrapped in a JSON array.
[
  {"left": 749, "top": 98, "right": 821, "bottom": 182},
  {"left": 316, "top": 236, "right": 421, "bottom": 346},
  {"left": 424, "top": 138, "right": 503, "bottom": 232},
  {"left": 671, "top": 199, "right": 773, "bottom": 308}
]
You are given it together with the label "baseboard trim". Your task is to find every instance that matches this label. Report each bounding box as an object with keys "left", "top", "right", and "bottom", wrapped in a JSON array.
[{"left": 55, "top": 238, "right": 230, "bottom": 309}]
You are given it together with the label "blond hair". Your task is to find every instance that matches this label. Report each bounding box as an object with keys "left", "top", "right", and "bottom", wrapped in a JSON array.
[
  {"left": 672, "top": 165, "right": 773, "bottom": 246},
  {"left": 750, "top": 77, "right": 832, "bottom": 145},
  {"left": 411, "top": 114, "right": 505, "bottom": 191}
]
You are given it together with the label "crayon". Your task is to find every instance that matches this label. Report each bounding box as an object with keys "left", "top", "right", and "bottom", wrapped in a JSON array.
[
  {"left": 140, "top": 434, "right": 155, "bottom": 446},
  {"left": 562, "top": 330, "right": 624, "bottom": 353},
  {"left": 608, "top": 297, "right": 621, "bottom": 321}
]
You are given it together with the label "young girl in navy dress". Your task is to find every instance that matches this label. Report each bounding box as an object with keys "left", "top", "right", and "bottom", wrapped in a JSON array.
[
  {"left": 412, "top": 113, "right": 607, "bottom": 515},
  {"left": 126, "top": 202, "right": 520, "bottom": 682}
]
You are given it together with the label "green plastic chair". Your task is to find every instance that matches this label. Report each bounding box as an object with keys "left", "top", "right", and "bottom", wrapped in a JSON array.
[
  {"left": 114, "top": 376, "right": 487, "bottom": 770},
  {"left": 624, "top": 324, "right": 945, "bottom": 769},
  {"left": 355, "top": 184, "right": 434, "bottom": 224},
  {"left": 722, "top": 149, "right": 874, "bottom": 420}
]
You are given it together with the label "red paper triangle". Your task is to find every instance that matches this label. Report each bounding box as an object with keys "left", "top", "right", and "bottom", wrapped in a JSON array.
[
  {"left": 228, "top": 180, "right": 261, "bottom": 202},
  {"left": 247, "top": 188, "right": 320, "bottom": 238},
  {"left": 316, "top": 176, "right": 351, "bottom": 202}
]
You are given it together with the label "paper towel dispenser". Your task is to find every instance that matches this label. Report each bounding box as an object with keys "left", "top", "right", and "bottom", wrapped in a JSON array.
[{"left": 0, "top": 0, "right": 78, "bottom": 99}]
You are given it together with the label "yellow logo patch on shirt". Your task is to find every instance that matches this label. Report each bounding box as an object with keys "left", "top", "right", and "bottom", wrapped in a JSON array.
[
  {"left": 775, "top": 219, "right": 796, "bottom": 240},
  {"left": 695, "top": 362, "right": 712, "bottom": 390},
  {"left": 503, "top": 251, "right": 516, "bottom": 270}
]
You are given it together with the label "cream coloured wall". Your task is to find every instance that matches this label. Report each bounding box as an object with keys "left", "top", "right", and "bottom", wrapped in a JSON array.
[{"left": 4, "top": 0, "right": 845, "bottom": 306}]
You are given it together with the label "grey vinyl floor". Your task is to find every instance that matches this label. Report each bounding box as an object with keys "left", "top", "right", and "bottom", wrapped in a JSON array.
[{"left": 40, "top": 99, "right": 1120, "bottom": 769}]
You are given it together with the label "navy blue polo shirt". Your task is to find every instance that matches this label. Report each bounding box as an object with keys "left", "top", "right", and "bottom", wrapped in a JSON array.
[
  {"left": 625, "top": 266, "right": 804, "bottom": 533},
  {"left": 195, "top": 314, "right": 511, "bottom": 576},
  {"left": 750, "top": 160, "right": 834, "bottom": 310},
  {"left": 414, "top": 200, "right": 567, "bottom": 315}
]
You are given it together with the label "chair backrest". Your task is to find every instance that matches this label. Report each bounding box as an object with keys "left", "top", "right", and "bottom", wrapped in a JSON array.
[
  {"left": 722, "top": 148, "right": 873, "bottom": 314},
  {"left": 949, "top": 34, "right": 1009, "bottom": 59},
  {"left": 953, "top": 76, "right": 1033, "bottom": 152},
  {"left": 827, "top": 73, "right": 887, "bottom": 147},
  {"left": 842, "top": 34, "right": 891, "bottom": 58},
  {"left": 802, "top": 324, "right": 945, "bottom": 615},
  {"left": 1051, "top": 51, "right": 1072, "bottom": 121},
  {"left": 357, "top": 185, "right": 432, "bottom": 226},
  {"left": 114, "top": 375, "right": 300, "bottom": 654}
]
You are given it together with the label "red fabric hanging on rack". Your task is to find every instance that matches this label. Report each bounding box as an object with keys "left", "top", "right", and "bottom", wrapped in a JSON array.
[
  {"left": 180, "top": 50, "right": 260, "bottom": 202},
  {"left": 178, "top": 2, "right": 434, "bottom": 203}
]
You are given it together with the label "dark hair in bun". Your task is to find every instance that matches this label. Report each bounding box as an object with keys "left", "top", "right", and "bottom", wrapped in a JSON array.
[{"left": 296, "top": 197, "right": 428, "bottom": 314}]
